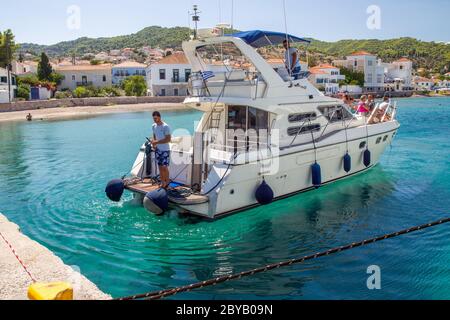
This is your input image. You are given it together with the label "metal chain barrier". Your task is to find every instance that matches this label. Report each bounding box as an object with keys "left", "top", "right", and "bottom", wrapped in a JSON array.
[
  {"left": 117, "top": 217, "right": 450, "bottom": 301},
  {"left": 0, "top": 231, "right": 37, "bottom": 283}
]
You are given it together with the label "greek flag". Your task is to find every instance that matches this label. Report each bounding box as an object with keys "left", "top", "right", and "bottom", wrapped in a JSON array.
[{"left": 201, "top": 71, "right": 215, "bottom": 81}]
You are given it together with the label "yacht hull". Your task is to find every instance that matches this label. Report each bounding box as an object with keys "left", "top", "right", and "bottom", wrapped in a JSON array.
[{"left": 178, "top": 122, "right": 399, "bottom": 219}]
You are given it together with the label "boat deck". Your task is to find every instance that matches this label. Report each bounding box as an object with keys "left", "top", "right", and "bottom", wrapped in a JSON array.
[{"left": 125, "top": 178, "right": 209, "bottom": 205}]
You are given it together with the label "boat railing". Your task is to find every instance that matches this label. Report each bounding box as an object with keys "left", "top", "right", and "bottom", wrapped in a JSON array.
[
  {"left": 188, "top": 70, "right": 267, "bottom": 99},
  {"left": 366, "top": 101, "right": 398, "bottom": 124}
]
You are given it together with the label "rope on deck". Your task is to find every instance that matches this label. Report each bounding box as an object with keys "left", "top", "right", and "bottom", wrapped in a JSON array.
[
  {"left": 0, "top": 231, "right": 37, "bottom": 283},
  {"left": 116, "top": 217, "right": 450, "bottom": 301}
]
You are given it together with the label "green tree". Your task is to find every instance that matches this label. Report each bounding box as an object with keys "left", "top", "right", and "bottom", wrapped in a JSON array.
[
  {"left": 37, "top": 52, "right": 53, "bottom": 81},
  {"left": 73, "top": 86, "right": 90, "bottom": 98},
  {"left": 17, "top": 84, "right": 31, "bottom": 100},
  {"left": 340, "top": 67, "right": 365, "bottom": 87},
  {"left": 49, "top": 72, "right": 64, "bottom": 85},
  {"left": 0, "top": 29, "right": 19, "bottom": 68},
  {"left": 122, "top": 76, "right": 147, "bottom": 96}
]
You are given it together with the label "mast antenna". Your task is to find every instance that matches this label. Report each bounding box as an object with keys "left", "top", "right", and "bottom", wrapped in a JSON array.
[{"left": 190, "top": 5, "right": 201, "bottom": 40}]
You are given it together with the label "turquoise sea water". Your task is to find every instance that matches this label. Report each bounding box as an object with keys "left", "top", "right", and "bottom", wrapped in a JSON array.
[{"left": 0, "top": 97, "right": 449, "bottom": 300}]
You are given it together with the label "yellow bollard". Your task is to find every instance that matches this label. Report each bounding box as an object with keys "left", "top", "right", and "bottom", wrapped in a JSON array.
[{"left": 28, "top": 282, "right": 74, "bottom": 300}]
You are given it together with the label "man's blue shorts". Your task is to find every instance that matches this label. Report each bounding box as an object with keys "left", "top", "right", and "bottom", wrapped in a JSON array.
[{"left": 155, "top": 149, "right": 171, "bottom": 167}]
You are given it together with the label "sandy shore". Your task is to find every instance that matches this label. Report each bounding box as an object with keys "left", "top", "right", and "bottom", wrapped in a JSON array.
[
  {"left": 0, "top": 103, "right": 188, "bottom": 123},
  {"left": 0, "top": 214, "right": 111, "bottom": 300}
]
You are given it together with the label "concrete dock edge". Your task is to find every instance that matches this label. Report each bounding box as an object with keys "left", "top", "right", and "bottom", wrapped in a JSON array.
[{"left": 0, "top": 213, "right": 111, "bottom": 300}]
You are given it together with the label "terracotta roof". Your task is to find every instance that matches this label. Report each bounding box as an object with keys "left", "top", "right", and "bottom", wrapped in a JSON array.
[
  {"left": 309, "top": 69, "right": 327, "bottom": 75},
  {"left": 414, "top": 77, "right": 433, "bottom": 82},
  {"left": 395, "top": 57, "right": 411, "bottom": 62},
  {"left": 349, "top": 51, "right": 374, "bottom": 56},
  {"left": 113, "top": 61, "right": 148, "bottom": 68},
  {"left": 55, "top": 64, "right": 112, "bottom": 71},
  {"left": 266, "top": 58, "right": 284, "bottom": 64},
  {"left": 311, "top": 64, "right": 338, "bottom": 69},
  {"left": 156, "top": 52, "right": 189, "bottom": 65}
]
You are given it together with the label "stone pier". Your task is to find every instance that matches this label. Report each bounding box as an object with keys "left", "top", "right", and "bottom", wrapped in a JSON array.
[{"left": 0, "top": 214, "right": 111, "bottom": 300}]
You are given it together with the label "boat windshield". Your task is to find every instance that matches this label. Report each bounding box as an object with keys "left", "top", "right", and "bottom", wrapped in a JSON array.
[{"left": 195, "top": 42, "right": 259, "bottom": 82}]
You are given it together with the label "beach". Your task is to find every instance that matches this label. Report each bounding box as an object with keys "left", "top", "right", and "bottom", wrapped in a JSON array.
[{"left": 0, "top": 103, "right": 187, "bottom": 123}]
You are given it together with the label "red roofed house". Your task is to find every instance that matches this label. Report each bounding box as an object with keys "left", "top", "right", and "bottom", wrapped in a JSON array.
[
  {"left": 382, "top": 58, "right": 414, "bottom": 92},
  {"left": 148, "top": 52, "right": 192, "bottom": 96},
  {"left": 308, "top": 64, "right": 345, "bottom": 95},
  {"left": 333, "top": 51, "right": 385, "bottom": 92}
]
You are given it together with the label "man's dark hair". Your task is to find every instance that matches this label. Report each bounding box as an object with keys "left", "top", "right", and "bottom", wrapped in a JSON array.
[{"left": 152, "top": 111, "right": 161, "bottom": 118}]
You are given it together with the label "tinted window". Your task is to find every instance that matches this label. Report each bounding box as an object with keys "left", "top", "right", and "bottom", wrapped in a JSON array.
[
  {"left": 287, "top": 124, "right": 321, "bottom": 136},
  {"left": 288, "top": 112, "right": 317, "bottom": 123}
]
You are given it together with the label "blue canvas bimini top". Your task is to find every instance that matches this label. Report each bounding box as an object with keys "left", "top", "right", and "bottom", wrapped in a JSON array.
[{"left": 227, "top": 30, "right": 311, "bottom": 48}]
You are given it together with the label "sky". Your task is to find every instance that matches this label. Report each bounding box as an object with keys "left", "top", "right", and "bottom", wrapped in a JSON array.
[{"left": 1, "top": 0, "right": 449, "bottom": 45}]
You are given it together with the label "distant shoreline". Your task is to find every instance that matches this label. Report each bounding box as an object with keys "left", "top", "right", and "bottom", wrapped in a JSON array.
[{"left": 0, "top": 103, "right": 188, "bottom": 123}]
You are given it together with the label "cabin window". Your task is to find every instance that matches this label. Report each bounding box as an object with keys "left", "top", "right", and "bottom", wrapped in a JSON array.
[
  {"left": 227, "top": 106, "right": 269, "bottom": 151},
  {"left": 227, "top": 105, "right": 247, "bottom": 131},
  {"left": 288, "top": 112, "right": 317, "bottom": 123},
  {"left": 359, "top": 141, "right": 366, "bottom": 149},
  {"left": 287, "top": 124, "right": 321, "bottom": 136},
  {"left": 383, "top": 135, "right": 389, "bottom": 142},
  {"left": 318, "top": 105, "right": 353, "bottom": 122},
  {"left": 376, "top": 137, "right": 382, "bottom": 144}
]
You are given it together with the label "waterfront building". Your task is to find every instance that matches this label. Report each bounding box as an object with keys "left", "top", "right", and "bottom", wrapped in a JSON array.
[
  {"left": 112, "top": 61, "right": 149, "bottom": 85},
  {"left": 55, "top": 64, "right": 112, "bottom": 90},
  {"left": 413, "top": 76, "right": 435, "bottom": 91},
  {"left": 333, "top": 51, "right": 385, "bottom": 92},
  {"left": 308, "top": 64, "right": 345, "bottom": 95},
  {"left": 148, "top": 52, "right": 192, "bottom": 96},
  {"left": 0, "top": 67, "right": 17, "bottom": 103},
  {"left": 383, "top": 58, "right": 414, "bottom": 92}
]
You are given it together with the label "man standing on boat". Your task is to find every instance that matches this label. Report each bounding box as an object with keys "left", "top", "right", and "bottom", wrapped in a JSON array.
[
  {"left": 283, "top": 39, "right": 301, "bottom": 80},
  {"left": 151, "top": 111, "right": 172, "bottom": 189}
]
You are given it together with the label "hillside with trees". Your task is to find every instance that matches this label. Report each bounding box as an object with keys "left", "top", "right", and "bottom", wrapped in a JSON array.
[
  {"left": 307, "top": 37, "right": 450, "bottom": 73},
  {"left": 15, "top": 26, "right": 450, "bottom": 74},
  {"left": 19, "top": 26, "right": 192, "bottom": 56}
]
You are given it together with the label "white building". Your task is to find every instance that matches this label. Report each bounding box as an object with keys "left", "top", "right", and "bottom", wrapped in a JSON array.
[
  {"left": 383, "top": 58, "right": 414, "bottom": 91},
  {"left": 148, "top": 53, "right": 192, "bottom": 96},
  {"left": 413, "top": 76, "right": 434, "bottom": 91},
  {"left": 334, "top": 51, "right": 385, "bottom": 92},
  {"left": 55, "top": 64, "right": 112, "bottom": 90},
  {"left": 11, "top": 60, "right": 38, "bottom": 75},
  {"left": 308, "top": 64, "right": 345, "bottom": 95},
  {"left": 0, "top": 67, "right": 17, "bottom": 103}
]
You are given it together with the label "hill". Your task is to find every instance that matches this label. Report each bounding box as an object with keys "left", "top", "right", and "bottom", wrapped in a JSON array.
[
  {"left": 19, "top": 26, "right": 191, "bottom": 56},
  {"left": 19, "top": 27, "right": 450, "bottom": 73},
  {"left": 308, "top": 37, "right": 450, "bottom": 72}
]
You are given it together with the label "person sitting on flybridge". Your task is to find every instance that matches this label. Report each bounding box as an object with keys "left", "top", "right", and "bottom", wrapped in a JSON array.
[
  {"left": 283, "top": 39, "right": 301, "bottom": 80},
  {"left": 151, "top": 111, "right": 172, "bottom": 189}
]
